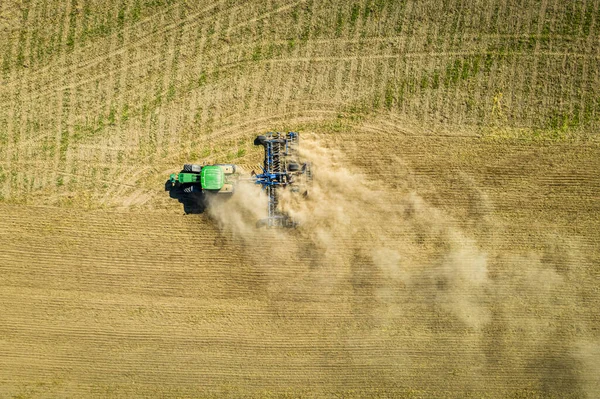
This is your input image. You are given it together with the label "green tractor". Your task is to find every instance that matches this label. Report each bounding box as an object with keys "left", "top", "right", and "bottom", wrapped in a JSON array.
[
  {"left": 167, "top": 132, "right": 311, "bottom": 222},
  {"left": 169, "top": 163, "right": 237, "bottom": 194}
]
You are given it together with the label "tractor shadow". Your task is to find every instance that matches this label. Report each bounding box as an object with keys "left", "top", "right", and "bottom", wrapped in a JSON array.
[{"left": 164, "top": 179, "right": 206, "bottom": 214}]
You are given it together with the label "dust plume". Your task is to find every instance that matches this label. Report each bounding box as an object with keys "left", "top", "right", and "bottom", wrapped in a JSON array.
[
  {"left": 204, "top": 137, "right": 596, "bottom": 395},
  {"left": 204, "top": 170, "right": 268, "bottom": 237},
  {"left": 574, "top": 341, "right": 600, "bottom": 398},
  {"left": 207, "top": 138, "right": 494, "bottom": 329}
]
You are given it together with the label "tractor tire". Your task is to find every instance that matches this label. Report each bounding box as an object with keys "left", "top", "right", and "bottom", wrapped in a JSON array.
[
  {"left": 183, "top": 185, "right": 197, "bottom": 193},
  {"left": 183, "top": 164, "right": 202, "bottom": 173},
  {"left": 254, "top": 135, "right": 267, "bottom": 146},
  {"left": 216, "top": 164, "right": 235, "bottom": 174},
  {"left": 288, "top": 162, "right": 300, "bottom": 172}
]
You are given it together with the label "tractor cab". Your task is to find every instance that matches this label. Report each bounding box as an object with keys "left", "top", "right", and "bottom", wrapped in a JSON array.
[
  {"left": 169, "top": 164, "right": 236, "bottom": 194},
  {"left": 200, "top": 165, "right": 224, "bottom": 191}
]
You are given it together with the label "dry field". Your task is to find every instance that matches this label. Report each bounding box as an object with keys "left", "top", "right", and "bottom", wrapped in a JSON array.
[{"left": 1, "top": 0, "right": 600, "bottom": 397}]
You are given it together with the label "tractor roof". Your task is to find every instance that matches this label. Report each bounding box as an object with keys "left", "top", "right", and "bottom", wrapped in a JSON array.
[{"left": 200, "top": 166, "right": 224, "bottom": 190}]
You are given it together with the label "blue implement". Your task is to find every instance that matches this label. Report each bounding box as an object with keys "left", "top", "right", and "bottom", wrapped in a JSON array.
[{"left": 253, "top": 132, "right": 308, "bottom": 228}]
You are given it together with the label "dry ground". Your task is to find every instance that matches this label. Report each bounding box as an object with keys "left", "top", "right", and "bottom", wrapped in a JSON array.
[{"left": 1, "top": 0, "right": 599, "bottom": 397}]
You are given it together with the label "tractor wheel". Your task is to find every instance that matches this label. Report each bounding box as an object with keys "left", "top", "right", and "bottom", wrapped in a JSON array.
[
  {"left": 288, "top": 162, "right": 300, "bottom": 172},
  {"left": 254, "top": 135, "right": 267, "bottom": 146},
  {"left": 183, "top": 185, "right": 196, "bottom": 193},
  {"left": 184, "top": 164, "right": 202, "bottom": 173}
]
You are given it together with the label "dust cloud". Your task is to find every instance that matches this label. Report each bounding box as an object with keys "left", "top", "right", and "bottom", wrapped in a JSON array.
[
  {"left": 205, "top": 172, "right": 268, "bottom": 237},
  {"left": 574, "top": 341, "right": 600, "bottom": 398},
  {"left": 204, "top": 138, "right": 597, "bottom": 395}
]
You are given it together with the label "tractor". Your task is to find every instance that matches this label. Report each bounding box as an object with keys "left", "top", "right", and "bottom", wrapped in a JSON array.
[
  {"left": 167, "top": 132, "right": 311, "bottom": 227},
  {"left": 169, "top": 164, "right": 237, "bottom": 195}
]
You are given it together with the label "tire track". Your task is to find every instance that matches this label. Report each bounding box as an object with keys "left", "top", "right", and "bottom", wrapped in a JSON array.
[
  {"left": 6, "top": 2, "right": 311, "bottom": 160},
  {"left": 0, "top": 0, "right": 299, "bottom": 107},
  {"left": 0, "top": 0, "right": 208, "bottom": 89}
]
